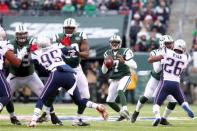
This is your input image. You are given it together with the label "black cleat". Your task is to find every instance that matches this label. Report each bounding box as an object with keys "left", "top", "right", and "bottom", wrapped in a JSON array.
[
  {"left": 37, "top": 112, "right": 49, "bottom": 123},
  {"left": 72, "top": 118, "right": 90, "bottom": 126},
  {"left": 10, "top": 116, "right": 21, "bottom": 125},
  {"left": 116, "top": 115, "right": 126, "bottom": 121},
  {"left": 160, "top": 117, "right": 172, "bottom": 126},
  {"left": 50, "top": 113, "right": 63, "bottom": 126},
  {"left": 152, "top": 118, "right": 160, "bottom": 126},
  {"left": 131, "top": 111, "right": 139, "bottom": 123}
]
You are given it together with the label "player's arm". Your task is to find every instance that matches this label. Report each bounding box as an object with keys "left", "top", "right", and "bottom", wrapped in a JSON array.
[
  {"left": 150, "top": 50, "right": 162, "bottom": 73},
  {"left": 101, "top": 52, "right": 109, "bottom": 74},
  {"left": 4, "top": 50, "right": 21, "bottom": 67},
  {"left": 79, "top": 32, "right": 89, "bottom": 59},
  {"left": 117, "top": 48, "right": 137, "bottom": 69},
  {"left": 148, "top": 55, "right": 163, "bottom": 63}
]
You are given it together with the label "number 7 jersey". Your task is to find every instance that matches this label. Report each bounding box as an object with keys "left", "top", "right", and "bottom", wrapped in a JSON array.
[{"left": 161, "top": 48, "right": 189, "bottom": 82}]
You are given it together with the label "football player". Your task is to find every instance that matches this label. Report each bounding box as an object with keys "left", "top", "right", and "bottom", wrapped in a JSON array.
[
  {"left": 38, "top": 18, "right": 91, "bottom": 126},
  {"left": 131, "top": 35, "right": 177, "bottom": 125},
  {"left": 28, "top": 37, "right": 108, "bottom": 127},
  {"left": 148, "top": 39, "right": 194, "bottom": 126},
  {"left": 0, "top": 26, "right": 27, "bottom": 115},
  {"left": 102, "top": 34, "right": 137, "bottom": 121},
  {"left": 5, "top": 24, "right": 62, "bottom": 125}
]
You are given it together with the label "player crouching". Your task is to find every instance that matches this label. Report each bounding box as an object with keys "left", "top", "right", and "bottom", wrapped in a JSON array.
[{"left": 28, "top": 37, "right": 108, "bottom": 127}]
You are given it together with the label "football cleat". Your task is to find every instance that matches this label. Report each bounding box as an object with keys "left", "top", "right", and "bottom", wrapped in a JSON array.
[
  {"left": 37, "top": 112, "right": 49, "bottom": 123},
  {"left": 10, "top": 116, "right": 22, "bottom": 125},
  {"left": 72, "top": 118, "right": 90, "bottom": 126},
  {"left": 116, "top": 115, "right": 126, "bottom": 121},
  {"left": 120, "top": 110, "right": 130, "bottom": 120},
  {"left": 28, "top": 120, "right": 37, "bottom": 127},
  {"left": 160, "top": 117, "right": 172, "bottom": 126},
  {"left": 96, "top": 104, "right": 108, "bottom": 120},
  {"left": 152, "top": 118, "right": 160, "bottom": 126},
  {"left": 50, "top": 112, "right": 63, "bottom": 126},
  {"left": 131, "top": 111, "right": 139, "bottom": 123}
]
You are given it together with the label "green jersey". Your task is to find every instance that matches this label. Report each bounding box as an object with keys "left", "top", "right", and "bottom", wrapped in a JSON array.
[
  {"left": 54, "top": 32, "right": 87, "bottom": 68},
  {"left": 150, "top": 49, "right": 162, "bottom": 80},
  {"left": 9, "top": 37, "right": 35, "bottom": 77},
  {"left": 104, "top": 48, "right": 132, "bottom": 80}
]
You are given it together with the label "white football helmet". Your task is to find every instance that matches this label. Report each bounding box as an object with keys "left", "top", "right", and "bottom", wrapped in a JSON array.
[
  {"left": 15, "top": 24, "right": 28, "bottom": 43},
  {"left": 63, "top": 18, "right": 78, "bottom": 37},
  {"left": 0, "top": 26, "right": 6, "bottom": 41},
  {"left": 174, "top": 39, "right": 186, "bottom": 53},
  {"left": 109, "top": 34, "right": 122, "bottom": 51},
  {"left": 36, "top": 36, "right": 51, "bottom": 48},
  {"left": 159, "top": 35, "right": 174, "bottom": 48}
]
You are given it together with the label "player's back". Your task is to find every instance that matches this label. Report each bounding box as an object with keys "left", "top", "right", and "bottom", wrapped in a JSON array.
[
  {"left": 162, "top": 48, "right": 188, "bottom": 82},
  {"left": 0, "top": 40, "right": 10, "bottom": 70},
  {"left": 33, "top": 44, "right": 66, "bottom": 71}
]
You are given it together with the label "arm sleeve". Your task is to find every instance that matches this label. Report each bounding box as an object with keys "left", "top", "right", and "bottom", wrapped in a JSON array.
[
  {"left": 124, "top": 48, "right": 134, "bottom": 60},
  {"left": 124, "top": 48, "right": 137, "bottom": 69},
  {"left": 124, "top": 59, "right": 137, "bottom": 69},
  {"left": 80, "top": 32, "right": 88, "bottom": 40},
  {"left": 153, "top": 61, "right": 162, "bottom": 73}
]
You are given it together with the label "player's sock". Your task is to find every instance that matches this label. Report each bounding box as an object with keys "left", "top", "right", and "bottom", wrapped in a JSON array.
[
  {"left": 118, "top": 90, "right": 127, "bottom": 106},
  {"left": 77, "top": 104, "right": 86, "bottom": 114},
  {"left": 162, "top": 102, "right": 176, "bottom": 119},
  {"left": 86, "top": 101, "right": 98, "bottom": 109},
  {"left": 153, "top": 104, "right": 161, "bottom": 119},
  {"left": 107, "top": 102, "right": 121, "bottom": 112},
  {"left": 0, "top": 103, "right": 3, "bottom": 112},
  {"left": 135, "top": 96, "right": 148, "bottom": 112},
  {"left": 6, "top": 101, "right": 14, "bottom": 113},
  {"left": 181, "top": 102, "right": 194, "bottom": 118},
  {"left": 32, "top": 108, "right": 42, "bottom": 121}
]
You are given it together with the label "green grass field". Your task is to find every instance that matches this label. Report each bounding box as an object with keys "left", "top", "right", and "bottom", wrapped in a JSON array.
[{"left": 0, "top": 103, "right": 197, "bottom": 131}]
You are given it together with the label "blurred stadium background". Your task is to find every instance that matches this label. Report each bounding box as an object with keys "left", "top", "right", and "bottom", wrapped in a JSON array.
[{"left": 0, "top": 0, "right": 197, "bottom": 130}]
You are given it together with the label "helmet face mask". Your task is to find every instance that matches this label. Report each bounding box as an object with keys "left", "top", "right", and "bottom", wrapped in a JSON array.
[
  {"left": 109, "top": 35, "right": 122, "bottom": 51},
  {"left": 159, "top": 35, "right": 174, "bottom": 49},
  {"left": 63, "top": 18, "right": 77, "bottom": 37},
  {"left": 16, "top": 32, "right": 28, "bottom": 43},
  {"left": 15, "top": 24, "right": 28, "bottom": 44}
]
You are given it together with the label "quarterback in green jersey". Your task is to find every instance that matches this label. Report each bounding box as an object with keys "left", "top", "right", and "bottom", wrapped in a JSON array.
[
  {"left": 102, "top": 34, "right": 137, "bottom": 121},
  {"left": 5, "top": 24, "right": 62, "bottom": 126}
]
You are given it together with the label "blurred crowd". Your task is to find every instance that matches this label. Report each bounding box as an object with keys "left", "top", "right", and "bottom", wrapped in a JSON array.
[
  {"left": 129, "top": 0, "right": 172, "bottom": 52},
  {"left": 183, "top": 16, "right": 197, "bottom": 104}
]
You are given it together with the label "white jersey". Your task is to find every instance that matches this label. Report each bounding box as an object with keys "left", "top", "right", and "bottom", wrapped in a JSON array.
[
  {"left": 0, "top": 40, "right": 11, "bottom": 70},
  {"left": 150, "top": 49, "right": 162, "bottom": 73},
  {"left": 31, "top": 44, "right": 65, "bottom": 72},
  {"left": 161, "top": 48, "right": 189, "bottom": 82}
]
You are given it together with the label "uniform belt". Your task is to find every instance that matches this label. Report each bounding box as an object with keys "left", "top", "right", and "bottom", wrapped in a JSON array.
[{"left": 51, "top": 67, "right": 57, "bottom": 72}]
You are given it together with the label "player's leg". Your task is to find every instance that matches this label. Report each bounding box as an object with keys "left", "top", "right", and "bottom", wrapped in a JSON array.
[
  {"left": 171, "top": 82, "right": 194, "bottom": 118},
  {"left": 72, "top": 67, "right": 90, "bottom": 126},
  {"left": 160, "top": 95, "right": 177, "bottom": 125},
  {"left": 27, "top": 72, "right": 62, "bottom": 125},
  {"left": 0, "top": 72, "right": 12, "bottom": 112},
  {"left": 106, "top": 81, "right": 121, "bottom": 116},
  {"left": 5, "top": 74, "right": 21, "bottom": 125},
  {"left": 29, "top": 72, "right": 60, "bottom": 127},
  {"left": 70, "top": 86, "right": 108, "bottom": 121},
  {"left": 131, "top": 76, "right": 159, "bottom": 123},
  {"left": 152, "top": 81, "right": 168, "bottom": 126},
  {"left": 117, "top": 76, "right": 131, "bottom": 120}
]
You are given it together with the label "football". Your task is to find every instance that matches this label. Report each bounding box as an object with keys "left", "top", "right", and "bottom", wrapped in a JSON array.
[{"left": 104, "top": 56, "right": 114, "bottom": 69}]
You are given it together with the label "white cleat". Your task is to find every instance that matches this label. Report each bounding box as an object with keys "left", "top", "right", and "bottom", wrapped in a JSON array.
[
  {"left": 96, "top": 104, "right": 108, "bottom": 120},
  {"left": 28, "top": 120, "right": 37, "bottom": 127}
]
